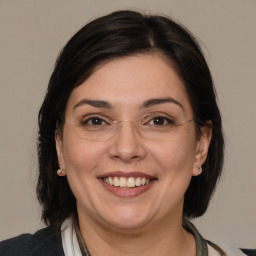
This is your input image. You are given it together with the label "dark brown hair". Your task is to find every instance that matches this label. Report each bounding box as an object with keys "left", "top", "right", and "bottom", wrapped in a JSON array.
[{"left": 37, "top": 10, "right": 224, "bottom": 227}]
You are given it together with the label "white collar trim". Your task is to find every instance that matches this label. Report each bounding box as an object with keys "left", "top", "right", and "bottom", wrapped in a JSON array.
[
  {"left": 61, "top": 218, "right": 82, "bottom": 256},
  {"left": 60, "top": 218, "right": 247, "bottom": 256}
]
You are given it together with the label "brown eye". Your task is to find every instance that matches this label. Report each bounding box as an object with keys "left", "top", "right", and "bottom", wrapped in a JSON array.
[
  {"left": 82, "top": 117, "right": 106, "bottom": 126},
  {"left": 148, "top": 116, "right": 174, "bottom": 126}
]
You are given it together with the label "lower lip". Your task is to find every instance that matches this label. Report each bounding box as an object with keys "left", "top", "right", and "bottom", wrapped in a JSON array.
[{"left": 98, "top": 179, "right": 156, "bottom": 198}]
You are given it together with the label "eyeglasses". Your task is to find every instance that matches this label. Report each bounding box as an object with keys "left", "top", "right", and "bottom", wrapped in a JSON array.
[{"left": 64, "top": 113, "right": 194, "bottom": 141}]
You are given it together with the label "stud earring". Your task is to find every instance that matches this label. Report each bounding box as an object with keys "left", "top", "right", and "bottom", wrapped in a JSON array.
[
  {"left": 57, "top": 167, "right": 65, "bottom": 176},
  {"left": 194, "top": 166, "right": 203, "bottom": 175}
]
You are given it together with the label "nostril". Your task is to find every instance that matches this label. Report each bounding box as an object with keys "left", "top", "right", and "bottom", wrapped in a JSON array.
[{"left": 108, "top": 126, "right": 147, "bottom": 162}]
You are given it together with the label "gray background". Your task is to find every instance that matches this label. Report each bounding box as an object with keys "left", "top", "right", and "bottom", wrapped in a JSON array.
[{"left": 0, "top": 0, "right": 255, "bottom": 248}]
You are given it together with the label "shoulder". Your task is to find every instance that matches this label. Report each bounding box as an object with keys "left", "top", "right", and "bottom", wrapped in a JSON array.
[
  {"left": 207, "top": 240, "right": 256, "bottom": 256},
  {"left": 0, "top": 226, "right": 64, "bottom": 256},
  {"left": 241, "top": 249, "right": 256, "bottom": 256}
]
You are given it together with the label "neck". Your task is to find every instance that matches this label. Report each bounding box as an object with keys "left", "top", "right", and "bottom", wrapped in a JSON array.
[{"left": 77, "top": 213, "right": 196, "bottom": 256}]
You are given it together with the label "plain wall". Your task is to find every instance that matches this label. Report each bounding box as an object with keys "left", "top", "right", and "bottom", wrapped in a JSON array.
[{"left": 0, "top": 0, "right": 255, "bottom": 248}]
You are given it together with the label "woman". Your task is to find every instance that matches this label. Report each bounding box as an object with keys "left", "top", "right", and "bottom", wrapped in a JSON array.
[{"left": 0, "top": 10, "right": 254, "bottom": 256}]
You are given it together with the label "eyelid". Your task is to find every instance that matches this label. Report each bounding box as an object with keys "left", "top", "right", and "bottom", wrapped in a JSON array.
[
  {"left": 78, "top": 111, "right": 177, "bottom": 124},
  {"left": 80, "top": 113, "right": 112, "bottom": 124},
  {"left": 143, "top": 112, "right": 175, "bottom": 121}
]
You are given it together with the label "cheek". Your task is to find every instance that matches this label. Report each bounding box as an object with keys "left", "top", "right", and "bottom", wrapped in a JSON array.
[
  {"left": 62, "top": 132, "right": 107, "bottom": 176},
  {"left": 61, "top": 135, "right": 109, "bottom": 208},
  {"left": 152, "top": 138, "right": 197, "bottom": 201},
  {"left": 148, "top": 131, "right": 198, "bottom": 198},
  {"left": 151, "top": 137, "right": 196, "bottom": 173}
]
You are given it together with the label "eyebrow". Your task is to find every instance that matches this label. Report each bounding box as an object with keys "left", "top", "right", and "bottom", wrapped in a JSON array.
[
  {"left": 73, "top": 99, "right": 112, "bottom": 110},
  {"left": 73, "top": 97, "right": 183, "bottom": 110},
  {"left": 142, "top": 97, "right": 184, "bottom": 110}
]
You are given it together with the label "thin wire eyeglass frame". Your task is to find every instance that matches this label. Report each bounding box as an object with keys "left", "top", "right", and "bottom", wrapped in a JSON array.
[{"left": 63, "top": 117, "right": 194, "bottom": 141}]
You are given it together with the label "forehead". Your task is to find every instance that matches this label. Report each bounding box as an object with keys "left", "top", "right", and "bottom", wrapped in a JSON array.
[{"left": 66, "top": 54, "right": 192, "bottom": 114}]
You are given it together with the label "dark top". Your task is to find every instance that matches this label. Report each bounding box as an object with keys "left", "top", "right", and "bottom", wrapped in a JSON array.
[
  {"left": 0, "top": 223, "right": 255, "bottom": 256},
  {"left": 0, "top": 226, "right": 64, "bottom": 256}
]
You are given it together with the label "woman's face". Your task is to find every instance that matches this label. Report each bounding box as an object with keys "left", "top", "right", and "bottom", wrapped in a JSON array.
[{"left": 56, "top": 54, "right": 211, "bottom": 231}]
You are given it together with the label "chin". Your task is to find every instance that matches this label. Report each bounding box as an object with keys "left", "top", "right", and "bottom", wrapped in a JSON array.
[{"left": 98, "top": 206, "right": 152, "bottom": 232}]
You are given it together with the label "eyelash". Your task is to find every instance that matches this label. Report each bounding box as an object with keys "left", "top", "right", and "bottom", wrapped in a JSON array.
[
  {"left": 81, "top": 116, "right": 108, "bottom": 126},
  {"left": 80, "top": 114, "right": 175, "bottom": 126},
  {"left": 146, "top": 116, "right": 174, "bottom": 126}
]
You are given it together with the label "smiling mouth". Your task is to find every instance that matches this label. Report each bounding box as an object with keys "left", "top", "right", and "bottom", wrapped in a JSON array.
[{"left": 102, "top": 176, "right": 152, "bottom": 188}]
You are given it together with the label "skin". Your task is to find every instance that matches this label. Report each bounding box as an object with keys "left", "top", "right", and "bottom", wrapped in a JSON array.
[{"left": 56, "top": 53, "right": 212, "bottom": 256}]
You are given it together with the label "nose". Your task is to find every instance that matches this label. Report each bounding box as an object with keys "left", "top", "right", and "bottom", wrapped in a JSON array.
[{"left": 108, "top": 121, "right": 146, "bottom": 163}]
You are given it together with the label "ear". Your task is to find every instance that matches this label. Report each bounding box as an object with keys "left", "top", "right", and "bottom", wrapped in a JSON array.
[
  {"left": 55, "top": 129, "right": 66, "bottom": 174},
  {"left": 192, "top": 122, "right": 212, "bottom": 176}
]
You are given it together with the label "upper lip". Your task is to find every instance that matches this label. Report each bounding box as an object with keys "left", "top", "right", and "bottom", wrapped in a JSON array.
[{"left": 98, "top": 171, "right": 157, "bottom": 180}]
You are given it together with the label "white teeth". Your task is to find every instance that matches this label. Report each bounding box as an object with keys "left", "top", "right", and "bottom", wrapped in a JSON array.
[
  {"left": 109, "top": 177, "right": 114, "bottom": 185},
  {"left": 119, "top": 177, "right": 126, "bottom": 188},
  {"left": 127, "top": 177, "right": 135, "bottom": 187},
  {"left": 113, "top": 177, "right": 120, "bottom": 187},
  {"left": 103, "top": 176, "right": 151, "bottom": 188},
  {"left": 135, "top": 177, "right": 142, "bottom": 186}
]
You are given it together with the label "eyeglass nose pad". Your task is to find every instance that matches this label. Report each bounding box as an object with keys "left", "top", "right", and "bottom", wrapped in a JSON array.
[{"left": 115, "top": 120, "right": 140, "bottom": 134}]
